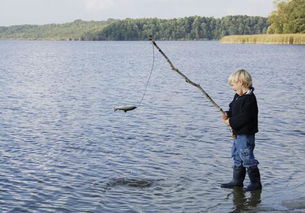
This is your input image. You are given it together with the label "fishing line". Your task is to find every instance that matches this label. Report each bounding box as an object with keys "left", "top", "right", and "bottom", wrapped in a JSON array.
[
  {"left": 114, "top": 42, "right": 156, "bottom": 113},
  {"left": 138, "top": 43, "right": 155, "bottom": 106}
]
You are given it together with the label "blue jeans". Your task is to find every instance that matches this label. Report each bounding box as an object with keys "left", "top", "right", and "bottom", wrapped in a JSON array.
[{"left": 231, "top": 135, "right": 259, "bottom": 168}]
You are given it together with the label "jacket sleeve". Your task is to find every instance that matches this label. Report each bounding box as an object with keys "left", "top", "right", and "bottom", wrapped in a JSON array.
[
  {"left": 226, "top": 109, "right": 232, "bottom": 118},
  {"left": 226, "top": 95, "right": 236, "bottom": 117},
  {"left": 229, "top": 96, "right": 257, "bottom": 130}
]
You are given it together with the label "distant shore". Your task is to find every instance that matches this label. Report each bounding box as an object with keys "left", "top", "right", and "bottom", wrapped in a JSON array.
[{"left": 220, "top": 34, "right": 305, "bottom": 45}]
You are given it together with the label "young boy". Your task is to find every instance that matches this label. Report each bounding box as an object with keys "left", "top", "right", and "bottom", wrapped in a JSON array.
[{"left": 221, "top": 69, "right": 262, "bottom": 191}]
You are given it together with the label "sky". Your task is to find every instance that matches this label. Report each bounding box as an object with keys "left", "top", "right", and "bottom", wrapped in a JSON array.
[{"left": 0, "top": 0, "right": 275, "bottom": 26}]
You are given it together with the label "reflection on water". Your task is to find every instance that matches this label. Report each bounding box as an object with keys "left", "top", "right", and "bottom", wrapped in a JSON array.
[
  {"left": 228, "top": 188, "right": 262, "bottom": 213},
  {"left": 0, "top": 41, "right": 305, "bottom": 212}
]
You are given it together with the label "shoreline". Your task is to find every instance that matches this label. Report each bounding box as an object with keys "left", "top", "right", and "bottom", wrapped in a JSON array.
[{"left": 220, "top": 34, "right": 305, "bottom": 45}]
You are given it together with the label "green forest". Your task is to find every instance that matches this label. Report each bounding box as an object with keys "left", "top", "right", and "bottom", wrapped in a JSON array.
[
  {"left": 83, "top": 16, "right": 268, "bottom": 40},
  {"left": 0, "top": 16, "right": 268, "bottom": 41}
]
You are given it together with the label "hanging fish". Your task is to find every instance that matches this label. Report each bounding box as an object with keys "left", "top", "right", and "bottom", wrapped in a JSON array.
[{"left": 114, "top": 105, "right": 137, "bottom": 112}]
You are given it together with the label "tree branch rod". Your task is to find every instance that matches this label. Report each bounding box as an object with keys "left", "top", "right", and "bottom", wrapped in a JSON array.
[{"left": 149, "top": 37, "right": 225, "bottom": 114}]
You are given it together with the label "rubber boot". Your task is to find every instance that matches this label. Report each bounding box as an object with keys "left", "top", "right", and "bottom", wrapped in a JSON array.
[
  {"left": 245, "top": 167, "right": 262, "bottom": 191},
  {"left": 221, "top": 166, "right": 246, "bottom": 188}
]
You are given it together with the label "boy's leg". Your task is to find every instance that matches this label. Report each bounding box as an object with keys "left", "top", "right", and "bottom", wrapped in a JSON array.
[
  {"left": 245, "top": 166, "right": 262, "bottom": 191},
  {"left": 220, "top": 166, "right": 246, "bottom": 188},
  {"left": 221, "top": 138, "right": 246, "bottom": 188},
  {"left": 236, "top": 135, "right": 262, "bottom": 191}
]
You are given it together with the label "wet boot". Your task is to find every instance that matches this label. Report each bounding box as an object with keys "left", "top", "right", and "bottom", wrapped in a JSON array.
[
  {"left": 245, "top": 167, "right": 262, "bottom": 191},
  {"left": 221, "top": 166, "right": 246, "bottom": 188}
]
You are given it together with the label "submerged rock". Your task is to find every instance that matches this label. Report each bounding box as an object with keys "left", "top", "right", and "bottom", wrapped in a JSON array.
[{"left": 106, "top": 178, "right": 154, "bottom": 188}]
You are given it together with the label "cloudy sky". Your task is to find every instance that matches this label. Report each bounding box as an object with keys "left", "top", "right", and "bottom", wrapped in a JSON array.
[{"left": 1, "top": 0, "right": 275, "bottom": 26}]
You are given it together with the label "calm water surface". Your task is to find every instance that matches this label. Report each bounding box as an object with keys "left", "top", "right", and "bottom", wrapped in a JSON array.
[{"left": 0, "top": 41, "right": 305, "bottom": 212}]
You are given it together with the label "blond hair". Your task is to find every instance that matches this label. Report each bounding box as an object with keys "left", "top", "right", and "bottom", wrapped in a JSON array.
[{"left": 228, "top": 69, "right": 252, "bottom": 88}]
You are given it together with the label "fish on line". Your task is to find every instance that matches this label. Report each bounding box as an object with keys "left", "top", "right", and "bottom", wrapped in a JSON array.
[{"left": 114, "top": 105, "right": 137, "bottom": 112}]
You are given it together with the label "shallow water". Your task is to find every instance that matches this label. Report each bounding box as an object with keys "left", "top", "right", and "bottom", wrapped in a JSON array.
[{"left": 0, "top": 40, "right": 305, "bottom": 212}]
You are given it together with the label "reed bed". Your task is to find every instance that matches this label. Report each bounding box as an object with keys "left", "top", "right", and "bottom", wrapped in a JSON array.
[{"left": 220, "top": 34, "right": 305, "bottom": 45}]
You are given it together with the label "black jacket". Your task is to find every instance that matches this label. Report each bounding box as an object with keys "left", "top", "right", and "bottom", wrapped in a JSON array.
[{"left": 227, "top": 88, "right": 258, "bottom": 135}]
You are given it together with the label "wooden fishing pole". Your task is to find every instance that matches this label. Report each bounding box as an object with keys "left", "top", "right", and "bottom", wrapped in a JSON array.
[{"left": 148, "top": 36, "right": 233, "bottom": 135}]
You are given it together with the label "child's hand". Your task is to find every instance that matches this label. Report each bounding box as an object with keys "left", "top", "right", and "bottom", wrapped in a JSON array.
[
  {"left": 222, "top": 112, "right": 228, "bottom": 120},
  {"left": 224, "top": 118, "right": 230, "bottom": 126}
]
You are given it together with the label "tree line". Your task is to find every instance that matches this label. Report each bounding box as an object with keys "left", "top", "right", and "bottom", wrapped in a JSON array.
[
  {"left": 0, "top": 16, "right": 268, "bottom": 41},
  {"left": 0, "top": 19, "right": 115, "bottom": 40},
  {"left": 82, "top": 16, "right": 268, "bottom": 40}
]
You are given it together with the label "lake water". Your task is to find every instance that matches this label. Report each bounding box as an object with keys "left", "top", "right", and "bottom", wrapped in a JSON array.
[{"left": 0, "top": 40, "right": 305, "bottom": 212}]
